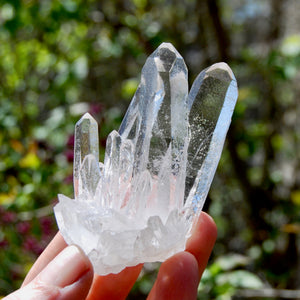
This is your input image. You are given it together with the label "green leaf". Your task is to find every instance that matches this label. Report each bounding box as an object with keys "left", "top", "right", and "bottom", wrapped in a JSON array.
[
  {"left": 215, "top": 254, "right": 250, "bottom": 271},
  {"left": 281, "top": 34, "right": 300, "bottom": 57},
  {"left": 216, "top": 270, "right": 264, "bottom": 289}
]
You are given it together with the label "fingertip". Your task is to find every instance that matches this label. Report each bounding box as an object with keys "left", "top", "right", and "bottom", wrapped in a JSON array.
[
  {"left": 86, "top": 264, "right": 143, "bottom": 300},
  {"left": 199, "top": 212, "right": 218, "bottom": 239},
  {"left": 148, "top": 252, "right": 199, "bottom": 300},
  {"left": 187, "top": 211, "right": 217, "bottom": 251},
  {"left": 185, "top": 212, "right": 217, "bottom": 277},
  {"left": 161, "top": 251, "right": 200, "bottom": 285}
]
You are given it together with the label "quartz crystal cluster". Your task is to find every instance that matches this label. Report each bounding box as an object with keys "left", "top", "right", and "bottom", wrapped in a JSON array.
[{"left": 54, "top": 43, "right": 238, "bottom": 275}]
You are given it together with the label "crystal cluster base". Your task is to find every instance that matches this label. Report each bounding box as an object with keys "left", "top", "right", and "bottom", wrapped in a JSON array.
[{"left": 54, "top": 43, "right": 238, "bottom": 275}]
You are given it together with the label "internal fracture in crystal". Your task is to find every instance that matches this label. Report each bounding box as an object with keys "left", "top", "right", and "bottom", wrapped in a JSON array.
[{"left": 54, "top": 43, "right": 238, "bottom": 275}]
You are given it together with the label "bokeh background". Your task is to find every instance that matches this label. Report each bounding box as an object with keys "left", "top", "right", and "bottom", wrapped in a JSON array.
[{"left": 0, "top": 0, "right": 300, "bottom": 298}]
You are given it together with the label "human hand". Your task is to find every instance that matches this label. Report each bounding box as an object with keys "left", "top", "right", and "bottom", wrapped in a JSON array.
[{"left": 4, "top": 212, "right": 217, "bottom": 300}]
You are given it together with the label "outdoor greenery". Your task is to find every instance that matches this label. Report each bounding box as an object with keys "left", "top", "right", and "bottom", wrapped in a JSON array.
[{"left": 0, "top": 0, "right": 300, "bottom": 298}]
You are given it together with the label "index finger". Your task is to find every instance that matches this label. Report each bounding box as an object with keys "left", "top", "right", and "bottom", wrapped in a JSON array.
[{"left": 22, "top": 232, "right": 67, "bottom": 286}]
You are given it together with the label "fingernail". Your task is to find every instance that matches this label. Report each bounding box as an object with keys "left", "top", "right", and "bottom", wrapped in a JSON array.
[{"left": 38, "top": 245, "right": 92, "bottom": 287}]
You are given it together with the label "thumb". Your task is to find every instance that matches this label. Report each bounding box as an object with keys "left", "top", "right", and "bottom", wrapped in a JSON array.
[{"left": 4, "top": 245, "right": 94, "bottom": 300}]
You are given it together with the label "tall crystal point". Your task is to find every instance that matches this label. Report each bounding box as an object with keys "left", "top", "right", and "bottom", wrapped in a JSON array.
[
  {"left": 119, "top": 43, "right": 189, "bottom": 219},
  {"left": 184, "top": 63, "right": 238, "bottom": 216},
  {"left": 54, "top": 43, "right": 238, "bottom": 275}
]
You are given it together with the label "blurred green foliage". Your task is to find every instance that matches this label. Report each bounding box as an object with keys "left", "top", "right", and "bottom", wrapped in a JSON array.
[{"left": 0, "top": 0, "right": 300, "bottom": 298}]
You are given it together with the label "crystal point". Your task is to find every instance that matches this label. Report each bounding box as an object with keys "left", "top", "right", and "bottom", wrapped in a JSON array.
[
  {"left": 185, "top": 62, "right": 237, "bottom": 201},
  {"left": 74, "top": 113, "right": 99, "bottom": 197},
  {"left": 54, "top": 44, "right": 238, "bottom": 275}
]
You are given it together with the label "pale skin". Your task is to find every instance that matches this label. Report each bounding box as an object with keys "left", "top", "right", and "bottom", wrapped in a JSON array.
[{"left": 4, "top": 212, "right": 217, "bottom": 300}]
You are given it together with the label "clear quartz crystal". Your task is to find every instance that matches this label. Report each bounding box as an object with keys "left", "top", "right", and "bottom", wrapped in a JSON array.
[
  {"left": 54, "top": 43, "right": 238, "bottom": 275},
  {"left": 73, "top": 113, "right": 99, "bottom": 197}
]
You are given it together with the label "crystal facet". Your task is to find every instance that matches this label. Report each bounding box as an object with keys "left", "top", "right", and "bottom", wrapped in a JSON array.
[{"left": 54, "top": 43, "right": 238, "bottom": 275}]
